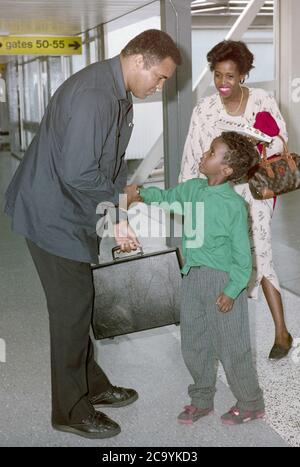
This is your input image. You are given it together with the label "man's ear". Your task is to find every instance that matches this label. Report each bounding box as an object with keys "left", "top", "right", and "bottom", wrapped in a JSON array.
[{"left": 134, "top": 54, "right": 145, "bottom": 70}]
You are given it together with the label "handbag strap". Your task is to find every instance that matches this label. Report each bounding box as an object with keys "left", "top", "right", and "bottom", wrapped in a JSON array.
[
  {"left": 261, "top": 134, "right": 289, "bottom": 160},
  {"left": 261, "top": 145, "right": 275, "bottom": 178},
  {"left": 277, "top": 134, "right": 289, "bottom": 154},
  {"left": 261, "top": 134, "right": 296, "bottom": 175}
]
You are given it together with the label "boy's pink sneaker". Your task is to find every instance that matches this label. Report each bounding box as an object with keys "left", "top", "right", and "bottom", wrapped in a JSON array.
[
  {"left": 177, "top": 405, "right": 213, "bottom": 425},
  {"left": 221, "top": 406, "right": 265, "bottom": 425}
]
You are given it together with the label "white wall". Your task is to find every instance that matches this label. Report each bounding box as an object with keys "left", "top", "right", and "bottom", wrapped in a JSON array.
[
  {"left": 276, "top": 0, "right": 300, "bottom": 151},
  {"left": 192, "top": 28, "right": 274, "bottom": 89}
]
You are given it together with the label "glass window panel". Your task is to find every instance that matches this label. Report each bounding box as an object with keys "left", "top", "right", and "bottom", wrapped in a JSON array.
[
  {"left": 6, "top": 62, "right": 21, "bottom": 155},
  {"left": 23, "top": 60, "right": 41, "bottom": 147},
  {"left": 71, "top": 41, "right": 87, "bottom": 74},
  {"left": 89, "top": 40, "right": 96, "bottom": 63},
  {"left": 23, "top": 61, "right": 41, "bottom": 123},
  {"left": 48, "top": 57, "right": 64, "bottom": 97}
]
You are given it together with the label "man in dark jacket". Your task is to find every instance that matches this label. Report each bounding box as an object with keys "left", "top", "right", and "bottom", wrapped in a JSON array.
[{"left": 5, "top": 29, "right": 181, "bottom": 439}]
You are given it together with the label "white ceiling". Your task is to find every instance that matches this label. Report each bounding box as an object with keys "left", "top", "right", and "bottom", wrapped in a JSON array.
[
  {"left": 191, "top": 0, "right": 274, "bottom": 16},
  {"left": 0, "top": 0, "right": 273, "bottom": 65},
  {"left": 0, "top": 0, "right": 156, "bottom": 36},
  {"left": 0, "top": 1, "right": 273, "bottom": 37}
]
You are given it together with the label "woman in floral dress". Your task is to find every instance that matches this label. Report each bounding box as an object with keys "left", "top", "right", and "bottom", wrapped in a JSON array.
[{"left": 179, "top": 40, "right": 293, "bottom": 359}]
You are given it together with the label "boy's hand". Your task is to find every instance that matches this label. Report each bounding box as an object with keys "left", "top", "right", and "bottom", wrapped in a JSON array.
[{"left": 216, "top": 293, "right": 234, "bottom": 313}]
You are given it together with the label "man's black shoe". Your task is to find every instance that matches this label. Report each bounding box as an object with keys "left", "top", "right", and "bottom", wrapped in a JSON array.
[
  {"left": 52, "top": 411, "right": 121, "bottom": 439},
  {"left": 90, "top": 385, "right": 139, "bottom": 409}
]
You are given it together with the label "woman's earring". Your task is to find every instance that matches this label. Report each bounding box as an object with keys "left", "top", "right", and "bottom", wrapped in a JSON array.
[{"left": 240, "top": 78, "right": 245, "bottom": 85}]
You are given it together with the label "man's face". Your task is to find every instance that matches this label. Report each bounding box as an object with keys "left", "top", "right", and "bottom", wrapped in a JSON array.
[
  {"left": 131, "top": 56, "right": 177, "bottom": 99},
  {"left": 199, "top": 138, "right": 231, "bottom": 177}
]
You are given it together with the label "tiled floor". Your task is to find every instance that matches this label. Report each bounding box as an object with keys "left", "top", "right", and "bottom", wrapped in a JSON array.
[{"left": 0, "top": 151, "right": 299, "bottom": 447}]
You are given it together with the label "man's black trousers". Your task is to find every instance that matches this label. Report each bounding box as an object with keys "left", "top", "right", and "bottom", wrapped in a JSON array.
[{"left": 26, "top": 239, "right": 112, "bottom": 424}]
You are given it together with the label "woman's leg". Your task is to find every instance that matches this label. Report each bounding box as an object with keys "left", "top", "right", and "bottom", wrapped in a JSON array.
[
  {"left": 261, "top": 276, "right": 293, "bottom": 356},
  {"left": 233, "top": 183, "right": 292, "bottom": 358}
]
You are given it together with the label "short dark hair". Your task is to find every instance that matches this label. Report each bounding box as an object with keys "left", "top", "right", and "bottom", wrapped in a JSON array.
[
  {"left": 220, "top": 131, "right": 260, "bottom": 181},
  {"left": 121, "top": 29, "right": 182, "bottom": 68},
  {"left": 207, "top": 40, "right": 254, "bottom": 76}
]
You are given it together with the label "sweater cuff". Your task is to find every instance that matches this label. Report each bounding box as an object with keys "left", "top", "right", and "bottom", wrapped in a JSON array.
[
  {"left": 223, "top": 283, "right": 245, "bottom": 300},
  {"left": 139, "top": 187, "right": 152, "bottom": 204}
]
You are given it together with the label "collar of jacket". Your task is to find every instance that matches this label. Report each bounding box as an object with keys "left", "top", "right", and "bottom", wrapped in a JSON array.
[{"left": 107, "top": 55, "right": 132, "bottom": 105}]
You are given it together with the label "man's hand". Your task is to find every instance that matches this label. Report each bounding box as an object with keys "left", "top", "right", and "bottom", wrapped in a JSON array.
[
  {"left": 216, "top": 293, "right": 234, "bottom": 313},
  {"left": 114, "top": 219, "right": 141, "bottom": 253},
  {"left": 123, "top": 184, "right": 142, "bottom": 208}
]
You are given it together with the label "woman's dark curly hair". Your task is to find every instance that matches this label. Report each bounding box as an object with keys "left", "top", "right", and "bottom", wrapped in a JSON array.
[
  {"left": 220, "top": 131, "right": 260, "bottom": 181},
  {"left": 207, "top": 40, "right": 254, "bottom": 76}
]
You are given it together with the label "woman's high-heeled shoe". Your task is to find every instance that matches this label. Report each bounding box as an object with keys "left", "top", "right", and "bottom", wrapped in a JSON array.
[{"left": 268, "top": 333, "right": 293, "bottom": 360}]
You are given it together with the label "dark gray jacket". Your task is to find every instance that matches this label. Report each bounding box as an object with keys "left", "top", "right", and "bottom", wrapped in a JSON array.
[{"left": 5, "top": 56, "right": 133, "bottom": 263}]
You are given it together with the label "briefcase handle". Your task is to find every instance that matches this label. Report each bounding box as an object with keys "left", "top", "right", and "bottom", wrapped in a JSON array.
[{"left": 112, "top": 245, "right": 144, "bottom": 261}]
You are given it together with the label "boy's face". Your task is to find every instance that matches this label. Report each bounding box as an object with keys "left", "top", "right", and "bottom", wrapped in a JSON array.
[{"left": 199, "top": 138, "right": 232, "bottom": 178}]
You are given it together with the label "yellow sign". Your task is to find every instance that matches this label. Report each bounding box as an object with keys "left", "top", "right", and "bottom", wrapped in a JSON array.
[{"left": 0, "top": 36, "right": 82, "bottom": 55}]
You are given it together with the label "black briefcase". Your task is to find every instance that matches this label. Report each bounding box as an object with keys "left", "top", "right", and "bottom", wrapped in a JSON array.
[{"left": 91, "top": 247, "right": 183, "bottom": 339}]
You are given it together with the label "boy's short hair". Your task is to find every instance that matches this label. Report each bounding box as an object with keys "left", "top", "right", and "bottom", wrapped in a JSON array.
[
  {"left": 220, "top": 131, "right": 260, "bottom": 181},
  {"left": 121, "top": 29, "right": 182, "bottom": 68}
]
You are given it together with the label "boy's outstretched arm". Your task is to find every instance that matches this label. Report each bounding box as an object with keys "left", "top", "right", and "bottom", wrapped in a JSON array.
[
  {"left": 123, "top": 183, "right": 185, "bottom": 208},
  {"left": 139, "top": 183, "right": 186, "bottom": 207}
]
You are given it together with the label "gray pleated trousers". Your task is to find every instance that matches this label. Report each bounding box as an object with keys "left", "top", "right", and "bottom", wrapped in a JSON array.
[{"left": 180, "top": 267, "right": 264, "bottom": 412}]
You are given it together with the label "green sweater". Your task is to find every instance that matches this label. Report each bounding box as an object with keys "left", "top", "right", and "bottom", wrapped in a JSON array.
[{"left": 140, "top": 179, "right": 252, "bottom": 299}]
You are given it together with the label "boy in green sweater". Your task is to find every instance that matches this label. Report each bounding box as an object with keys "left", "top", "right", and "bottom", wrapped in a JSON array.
[{"left": 137, "top": 131, "right": 265, "bottom": 425}]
